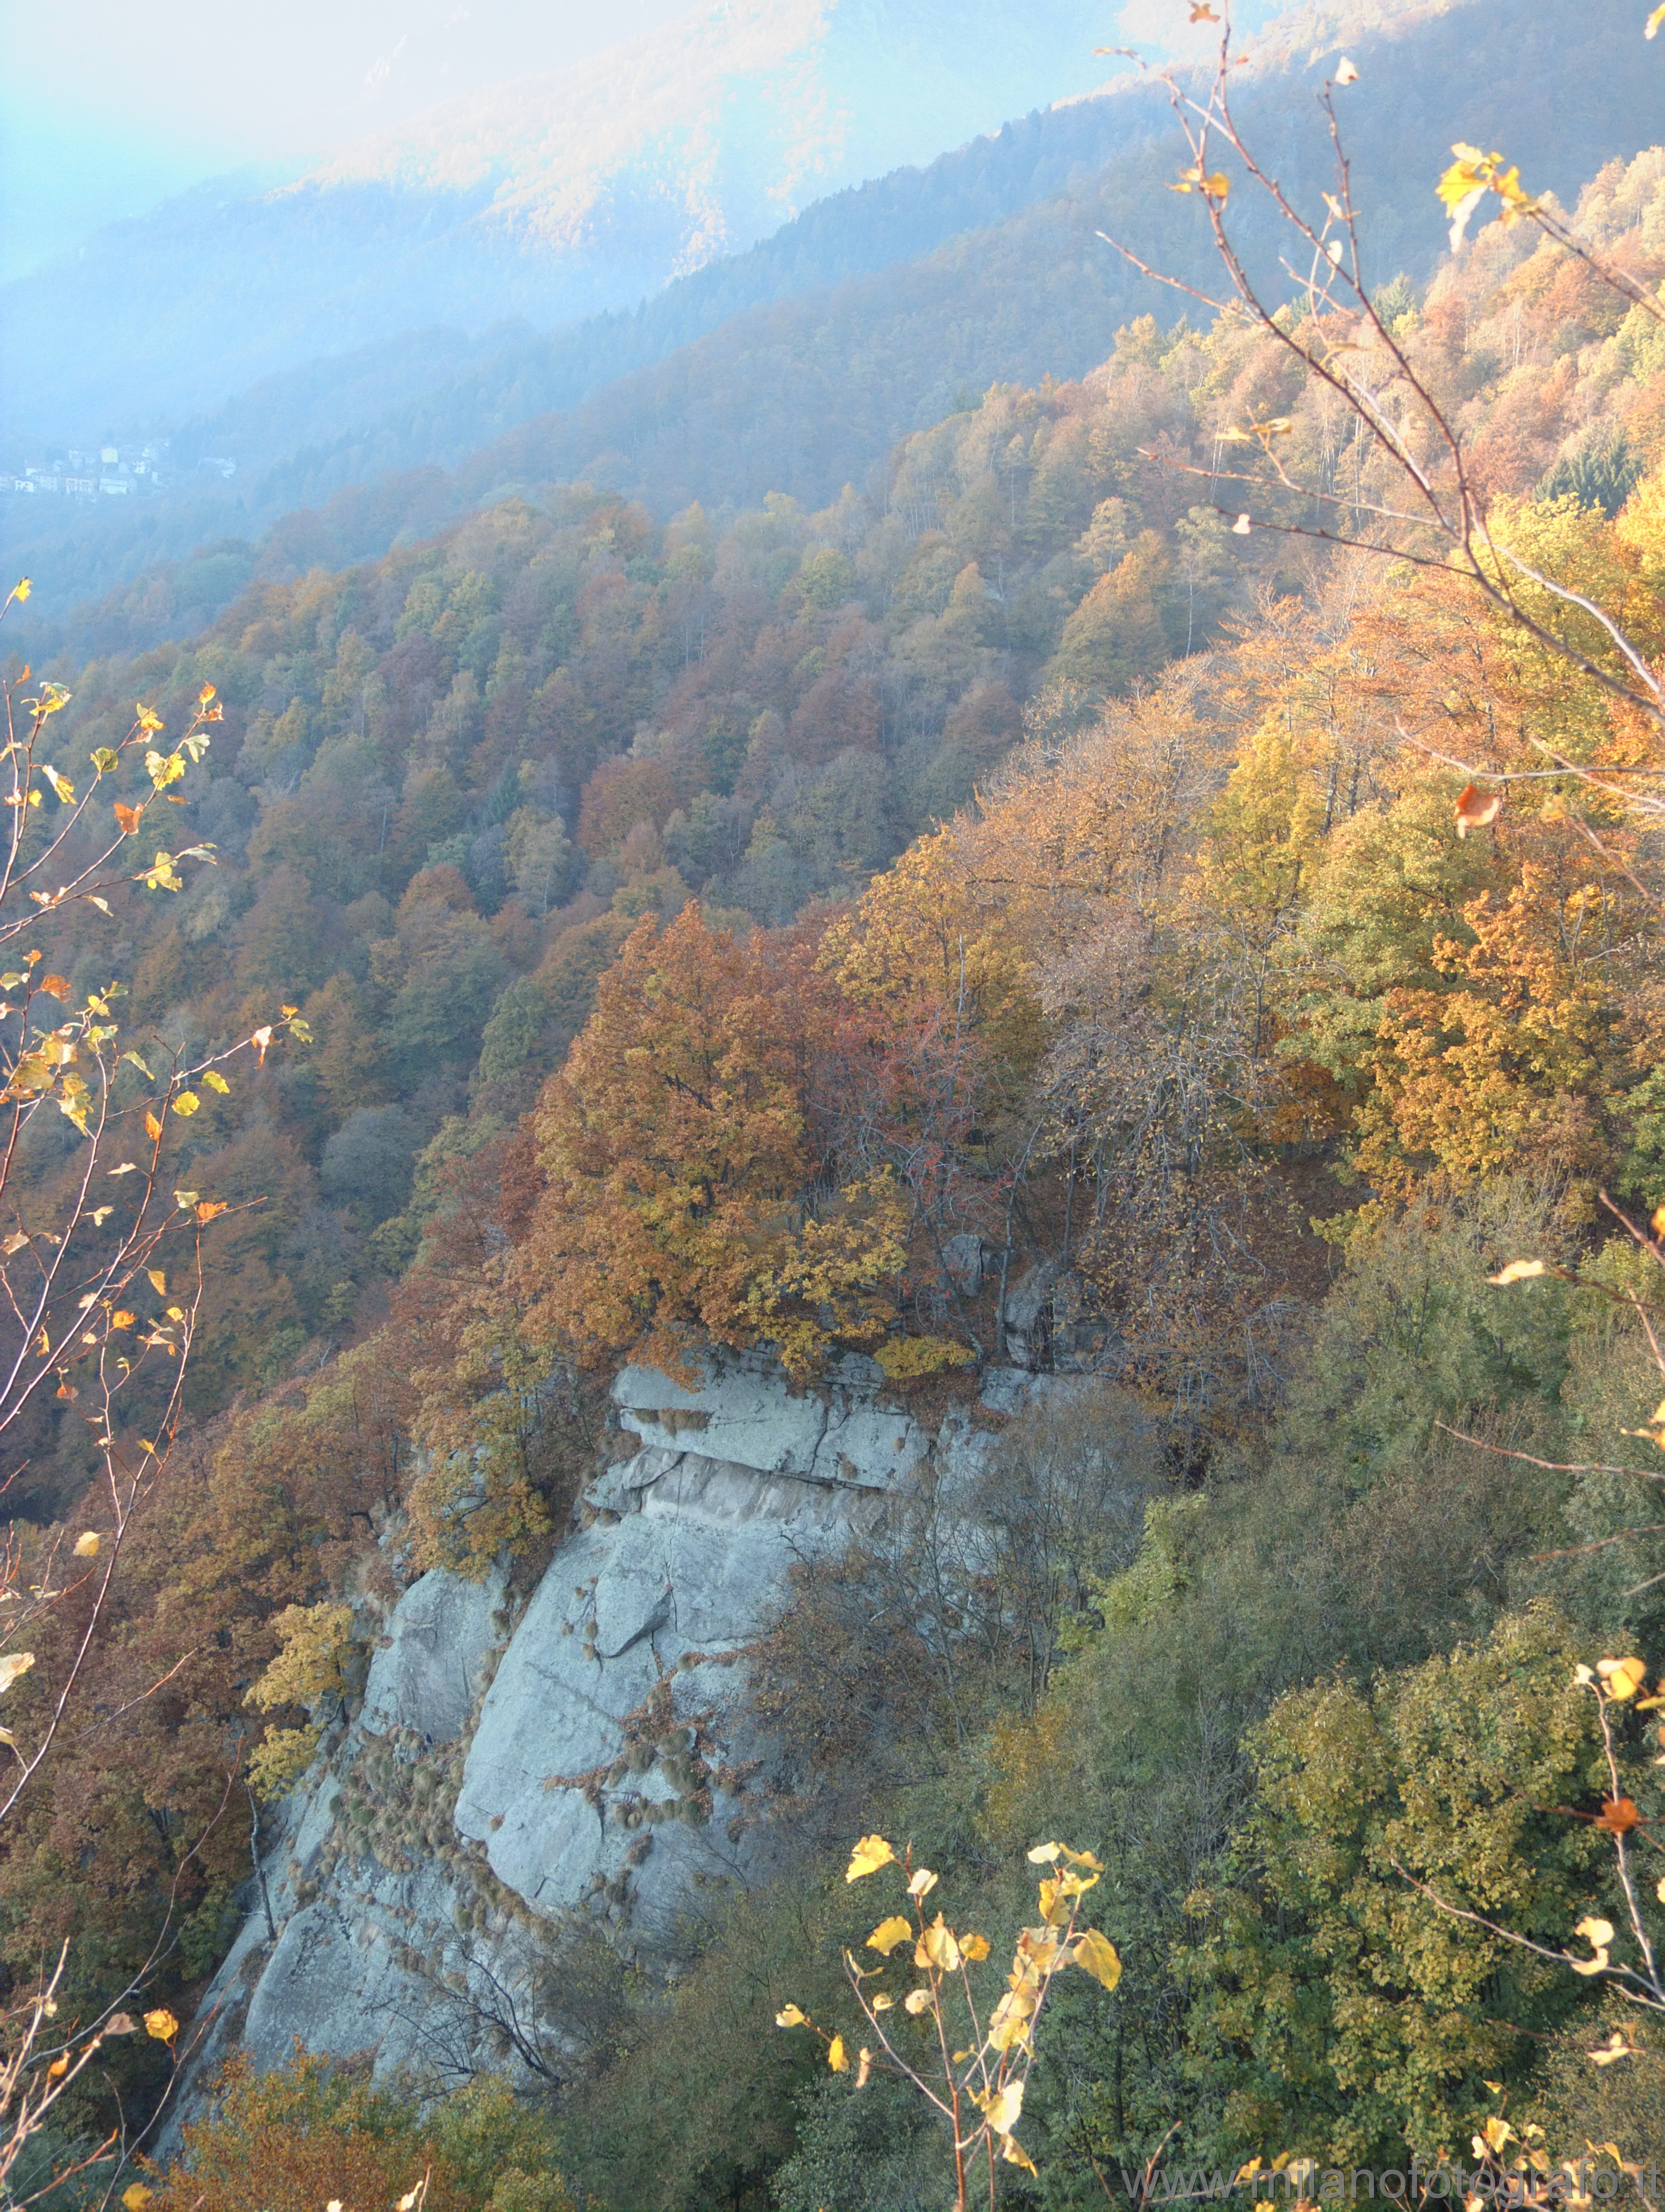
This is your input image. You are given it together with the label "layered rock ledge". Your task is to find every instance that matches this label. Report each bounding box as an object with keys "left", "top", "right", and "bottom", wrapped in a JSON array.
[{"left": 178, "top": 1349, "right": 1070, "bottom": 2109}]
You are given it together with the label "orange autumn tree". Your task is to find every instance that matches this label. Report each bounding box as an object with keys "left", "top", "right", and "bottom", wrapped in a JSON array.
[
  {"left": 516, "top": 903, "right": 906, "bottom": 1379},
  {"left": 147, "top": 2050, "right": 576, "bottom": 2212},
  {"left": 1281, "top": 502, "right": 1665, "bottom": 1208}
]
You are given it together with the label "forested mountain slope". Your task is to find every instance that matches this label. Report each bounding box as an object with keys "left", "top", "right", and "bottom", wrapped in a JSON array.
[
  {"left": 8, "top": 118, "right": 1665, "bottom": 2212},
  {"left": 4, "top": 0, "right": 1655, "bottom": 646}
]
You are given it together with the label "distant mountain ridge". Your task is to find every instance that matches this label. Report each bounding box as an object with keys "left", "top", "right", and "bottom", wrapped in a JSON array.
[
  {"left": 0, "top": 0, "right": 1135, "bottom": 445},
  {"left": 8, "top": 0, "right": 1661, "bottom": 654}
]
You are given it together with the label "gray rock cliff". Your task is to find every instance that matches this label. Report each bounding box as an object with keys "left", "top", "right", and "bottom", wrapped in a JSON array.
[{"left": 176, "top": 1348, "right": 1073, "bottom": 2116}]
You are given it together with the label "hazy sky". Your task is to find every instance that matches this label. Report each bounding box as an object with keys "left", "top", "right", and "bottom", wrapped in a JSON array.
[
  {"left": 0, "top": 0, "right": 1262, "bottom": 284},
  {"left": 0, "top": 0, "right": 693, "bottom": 279}
]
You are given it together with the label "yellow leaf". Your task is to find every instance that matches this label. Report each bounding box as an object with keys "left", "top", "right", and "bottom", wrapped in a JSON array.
[
  {"left": 1591, "top": 2031, "right": 1637, "bottom": 2066},
  {"left": 1650, "top": 2, "right": 1665, "bottom": 35},
  {"left": 983, "top": 2080, "right": 1024, "bottom": 2136},
  {"left": 961, "top": 1932, "right": 991, "bottom": 1961},
  {"left": 122, "top": 2189, "right": 153, "bottom": 2212},
  {"left": 870, "top": 1994, "right": 893, "bottom": 2011},
  {"left": 1488, "top": 1259, "right": 1546, "bottom": 1285},
  {"left": 47, "top": 2055, "right": 67, "bottom": 2078},
  {"left": 13, "top": 580, "right": 30, "bottom": 603},
  {"left": 775, "top": 2004, "right": 807, "bottom": 2028},
  {"left": 200, "top": 1069, "right": 230, "bottom": 1093},
  {"left": 72, "top": 1532, "right": 99, "bottom": 1559},
  {"left": 1072, "top": 1927, "right": 1123, "bottom": 1992},
  {"left": 906, "top": 1867, "right": 938, "bottom": 1899},
  {"left": 136, "top": 851, "right": 184, "bottom": 893},
  {"left": 1, "top": 1233, "right": 27, "bottom": 1256},
  {"left": 1201, "top": 172, "right": 1229, "bottom": 200},
  {"left": 0, "top": 1653, "right": 36, "bottom": 1696},
  {"left": 112, "top": 1311, "right": 135, "bottom": 1330},
  {"left": 166, "top": 1306, "right": 184, "bottom": 1322},
  {"left": 846, "top": 1834, "right": 895, "bottom": 1882},
  {"left": 196, "top": 1200, "right": 230, "bottom": 1223},
  {"left": 1016, "top": 1925, "right": 1064, "bottom": 1977},
  {"left": 915, "top": 1914, "right": 961, "bottom": 1973},
  {"left": 147, "top": 1270, "right": 165, "bottom": 1295},
  {"left": 1334, "top": 54, "right": 1358, "bottom": 82},
  {"left": 827, "top": 2034, "right": 848, "bottom": 2072},
  {"left": 868, "top": 1916, "right": 914, "bottom": 1956},
  {"left": 903, "top": 1988, "right": 932, "bottom": 2014},
  {"left": 1026, "top": 1842, "right": 1063, "bottom": 1863},
  {"left": 988, "top": 1987, "right": 1035, "bottom": 2050},
  {"left": 1039, "top": 1872, "right": 1094, "bottom": 1924},
  {"left": 171, "top": 1091, "right": 200, "bottom": 1117},
  {"left": 1232, "top": 513, "right": 1252, "bottom": 535},
  {"left": 143, "top": 2007, "right": 178, "bottom": 2041},
  {"left": 1568, "top": 1917, "right": 1614, "bottom": 1975},
  {"left": 1000, "top": 2135, "right": 1038, "bottom": 2175},
  {"left": 1598, "top": 1657, "right": 1648, "bottom": 1701},
  {"left": 1437, "top": 145, "right": 1493, "bottom": 240},
  {"left": 143, "top": 1111, "right": 161, "bottom": 1142}
]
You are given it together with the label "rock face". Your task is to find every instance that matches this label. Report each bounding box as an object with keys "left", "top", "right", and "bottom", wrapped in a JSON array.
[{"left": 182, "top": 1349, "right": 1065, "bottom": 2106}]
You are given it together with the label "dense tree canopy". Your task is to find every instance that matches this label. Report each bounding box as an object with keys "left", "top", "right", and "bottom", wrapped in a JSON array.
[{"left": 11, "top": 137, "right": 1665, "bottom": 2212}]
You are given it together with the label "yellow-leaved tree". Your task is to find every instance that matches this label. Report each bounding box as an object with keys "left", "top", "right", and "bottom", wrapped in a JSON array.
[
  {"left": 1107, "top": 0, "right": 1665, "bottom": 2167},
  {"left": 515, "top": 902, "right": 906, "bottom": 1380},
  {"left": 0, "top": 587, "right": 308, "bottom": 2195},
  {"left": 777, "top": 1835, "right": 1122, "bottom": 2212}
]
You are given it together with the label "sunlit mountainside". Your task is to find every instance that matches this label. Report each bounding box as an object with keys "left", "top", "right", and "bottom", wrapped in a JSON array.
[
  {"left": 4, "top": 0, "right": 1656, "bottom": 651},
  {"left": 9, "top": 0, "right": 1665, "bottom": 2196}
]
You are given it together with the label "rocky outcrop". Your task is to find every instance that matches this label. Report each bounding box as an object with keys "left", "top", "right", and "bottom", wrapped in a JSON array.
[
  {"left": 1003, "top": 1263, "right": 1121, "bottom": 1374},
  {"left": 179, "top": 1349, "right": 1070, "bottom": 2110}
]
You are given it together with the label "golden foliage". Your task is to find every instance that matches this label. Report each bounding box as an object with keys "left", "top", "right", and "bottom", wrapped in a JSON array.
[
  {"left": 516, "top": 904, "right": 906, "bottom": 1378},
  {"left": 146, "top": 2053, "right": 576, "bottom": 2212}
]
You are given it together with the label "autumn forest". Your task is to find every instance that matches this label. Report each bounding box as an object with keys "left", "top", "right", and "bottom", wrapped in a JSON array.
[{"left": 6, "top": 50, "right": 1665, "bottom": 2212}]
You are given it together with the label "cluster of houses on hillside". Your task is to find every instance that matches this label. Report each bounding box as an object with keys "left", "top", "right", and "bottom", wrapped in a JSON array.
[{"left": 0, "top": 439, "right": 238, "bottom": 500}]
